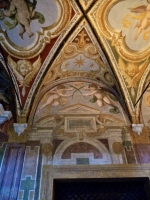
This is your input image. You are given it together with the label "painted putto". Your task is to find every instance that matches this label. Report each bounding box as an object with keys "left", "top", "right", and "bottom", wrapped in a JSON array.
[
  {"left": 34, "top": 81, "right": 128, "bottom": 124},
  {"left": 0, "top": 0, "right": 45, "bottom": 39}
]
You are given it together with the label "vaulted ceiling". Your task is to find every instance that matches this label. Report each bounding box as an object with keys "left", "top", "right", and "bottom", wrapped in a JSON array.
[{"left": 0, "top": 0, "right": 150, "bottom": 126}]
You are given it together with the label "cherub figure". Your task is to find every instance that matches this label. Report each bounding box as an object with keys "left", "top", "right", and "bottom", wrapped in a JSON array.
[
  {"left": 3, "top": 0, "right": 35, "bottom": 38},
  {"left": 82, "top": 83, "right": 120, "bottom": 114},
  {"left": 38, "top": 85, "right": 73, "bottom": 112},
  {"left": 17, "top": 59, "right": 33, "bottom": 76},
  {"left": 127, "top": 0, "right": 150, "bottom": 40},
  {"left": 118, "top": 57, "right": 148, "bottom": 88},
  {"left": 0, "top": 0, "right": 45, "bottom": 39},
  {"left": 8, "top": 55, "right": 41, "bottom": 96}
]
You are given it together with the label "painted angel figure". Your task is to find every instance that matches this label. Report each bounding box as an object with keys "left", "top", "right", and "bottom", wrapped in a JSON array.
[
  {"left": 125, "top": 0, "right": 150, "bottom": 40},
  {"left": 38, "top": 85, "right": 74, "bottom": 113},
  {"left": 82, "top": 83, "right": 120, "bottom": 114},
  {"left": 118, "top": 57, "right": 148, "bottom": 96},
  {"left": 0, "top": 0, "right": 45, "bottom": 39},
  {"left": 8, "top": 55, "right": 41, "bottom": 96}
]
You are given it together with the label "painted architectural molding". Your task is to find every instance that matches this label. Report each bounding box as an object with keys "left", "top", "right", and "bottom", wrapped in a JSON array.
[{"left": 13, "top": 123, "right": 27, "bottom": 136}]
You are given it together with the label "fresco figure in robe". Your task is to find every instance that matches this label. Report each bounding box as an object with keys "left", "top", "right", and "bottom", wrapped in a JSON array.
[
  {"left": 122, "top": 0, "right": 150, "bottom": 40},
  {"left": 82, "top": 83, "right": 120, "bottom": 114},
  {"left": 38, "top": 85, "right": 74, "bottom": 112},
  {"left": 0, "top": 0, "right": 45, "bottom": 39}
]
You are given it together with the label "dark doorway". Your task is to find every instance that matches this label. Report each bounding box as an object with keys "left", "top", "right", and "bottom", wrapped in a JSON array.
[{"left": 54, "top": 177, "right": 150, "bottom": 200}]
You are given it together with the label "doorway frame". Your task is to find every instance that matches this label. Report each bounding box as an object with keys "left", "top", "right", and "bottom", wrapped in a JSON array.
[{"left": 40, "top": 164, "right": 150, "bottom": 200}]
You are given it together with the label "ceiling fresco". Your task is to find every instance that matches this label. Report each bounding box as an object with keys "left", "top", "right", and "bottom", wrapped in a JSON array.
[
  {"left": 1, "top": 2, "right": 150, "bottom": 198},
  {"left": 0, "top": 0, "right": 149, "bottom": 126},
  {"left": 32, "top": 81, "right": 129, "bottom": 126},
  {"left": 88, "top": 0, "right": 150, "bottom": 123},
  {"left": 0, "top": 0, "right": 77, "bottom": 58}
]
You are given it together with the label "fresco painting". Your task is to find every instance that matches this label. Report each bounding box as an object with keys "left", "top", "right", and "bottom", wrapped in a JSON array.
[
  {"left": 7, "top": 55, "right": 41, "bottom": 96},
  {"left": 0, "top": 0, "right": 58, "bottom": 47},
  {"left": 1, "top": 1, "right": 150, "bottom": 199},
  {"left": 61, "top": 54, "right": 100, "bottom": 72},
  {"left": 118, "top": 57, "right": 148, "bottom": 97},
  {"left": 122, "top": 0, "right": 150, "bottom": 41},
  {"left": 34, "top": 82, "right": 127, "bottom": 123},
  {"left": 108, "top": 0, "right": 150, "bottom": 51}
]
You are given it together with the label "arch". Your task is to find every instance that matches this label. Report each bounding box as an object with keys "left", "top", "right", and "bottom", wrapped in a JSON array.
[
  {"left": 53, "top": 138, "right": 112, "bottom": 165},
  {"left": 29, "top": 77, "right": 130, "bottom": 126}
]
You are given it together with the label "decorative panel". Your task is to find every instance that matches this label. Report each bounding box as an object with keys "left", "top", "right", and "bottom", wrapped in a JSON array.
[
  {"left": 17, "top": 142, "right": 40, "bottom": 200},
  {"left": 123, "top": 141, "right": 136, "bottom": 164},
  {"left": 0, "top": 143, "right": 25, "bottom": 200},
  {"left": 134, "top": 144, "right": 150, "bottom": 164},
  {"left": 65, "top": 116, "right": 97, "bottom": 132}
]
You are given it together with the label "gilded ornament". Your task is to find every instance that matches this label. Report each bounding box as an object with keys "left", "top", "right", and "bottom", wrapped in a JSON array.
[
  {"left": 74, "top": 30, "right": 90, "bottom": 49},
  {"left": 118, "top": 57, "right": 148, "bottom": 97},
  {"left": 42, "top": 143, "right": 53, "bottom": 157},
  {"left": 112, "top": 142, "right": 123, "bottom": 154},
  {"left": 8, "top": 55, "right": 41, "bottom": 97}
]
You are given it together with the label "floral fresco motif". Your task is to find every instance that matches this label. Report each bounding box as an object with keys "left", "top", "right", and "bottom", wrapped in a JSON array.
[{"left": 42, "top": 27, "right": 115, "bottom": 89}]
